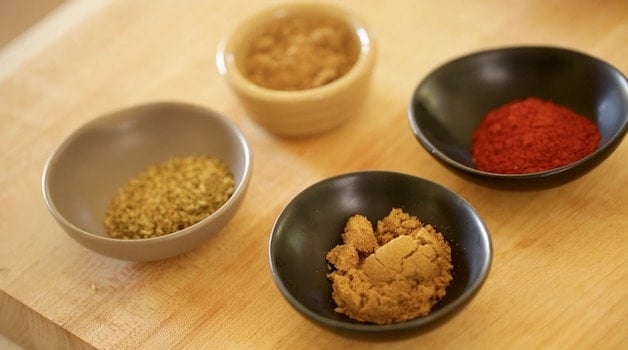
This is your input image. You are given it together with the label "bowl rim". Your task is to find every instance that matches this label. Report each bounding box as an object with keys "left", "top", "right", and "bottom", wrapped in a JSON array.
[
  {"left": 215, "top": 1, "right": 376, "bottom": 103},
  {"left": 41, "top": 101, "right": 253, "bottom": 245},
  {"left": 268, "top": 170, "right": 492, "bottom": 333},
  {"left": 407, "top": 45, "right": 628, "bottom": 180}
]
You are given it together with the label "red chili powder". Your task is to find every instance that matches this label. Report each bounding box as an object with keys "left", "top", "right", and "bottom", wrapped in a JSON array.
[{"left": 471, "top": 97, "right": 600, "bottom": 174}]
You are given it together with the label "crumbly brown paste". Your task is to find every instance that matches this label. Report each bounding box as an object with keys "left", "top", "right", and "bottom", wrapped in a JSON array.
[{"left": 326, "top": 208, "right": 453, "bottom": 324}]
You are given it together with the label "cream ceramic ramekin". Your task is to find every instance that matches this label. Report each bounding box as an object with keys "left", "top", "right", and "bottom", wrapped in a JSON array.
[{"left": 216, "top": 2, "right": 376, "bottom": 137}]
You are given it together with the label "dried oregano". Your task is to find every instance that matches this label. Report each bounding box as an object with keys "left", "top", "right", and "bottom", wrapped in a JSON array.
[{"left": 104, "top": 156, "right": 235, "bottom": 239}]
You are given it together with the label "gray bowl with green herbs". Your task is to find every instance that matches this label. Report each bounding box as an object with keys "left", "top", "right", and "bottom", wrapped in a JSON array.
[{"left": 42, "top": 102, "right": 252, "bottom": 261}]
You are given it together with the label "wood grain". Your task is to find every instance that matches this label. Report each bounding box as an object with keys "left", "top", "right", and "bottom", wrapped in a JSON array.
[{"left": 1, "top": 0, "right": 627, "bottom": 349}]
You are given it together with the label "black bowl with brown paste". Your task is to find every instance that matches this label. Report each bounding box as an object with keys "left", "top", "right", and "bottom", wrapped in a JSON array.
[{"left": 268, "top": 171, "right": 492, "bottom": 335}]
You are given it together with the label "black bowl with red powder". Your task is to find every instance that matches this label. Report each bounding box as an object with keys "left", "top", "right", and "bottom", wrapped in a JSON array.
[{"left": 408, "top": 46, "right": 628, "bottom": 181}]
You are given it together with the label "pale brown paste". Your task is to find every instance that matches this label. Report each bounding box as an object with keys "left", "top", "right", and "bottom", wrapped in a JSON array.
[
  {"left": 245, "top": 15, "right": 357, "bottom": 90},
  {"left": 326, "top": 208, "right": 453, "bottom": 324}
]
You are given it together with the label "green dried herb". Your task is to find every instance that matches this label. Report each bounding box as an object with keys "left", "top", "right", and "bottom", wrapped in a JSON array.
[{"left": 104, "top": 156, "right": 235, "bottom": 239}]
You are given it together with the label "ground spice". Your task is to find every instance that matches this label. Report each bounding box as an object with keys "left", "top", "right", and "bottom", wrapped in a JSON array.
[
  {"left": 245, "top": 15, "right": 357, "bottom": 90},
  {"left": 471, "top": 97, "right": 600, "bottom": 174},
  {"left": 325, "top": 208, "right": 453, "bottom": 324},
  {"left": 104, "top": 156, "right": 235, "bottom": 239}
]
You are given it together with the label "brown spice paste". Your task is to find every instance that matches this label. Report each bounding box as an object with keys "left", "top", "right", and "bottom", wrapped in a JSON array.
[
  {"left": 104, "top": 156, "right": 235, "bottom": 239},
  {"left": 245, "top": 15, "right": 357, "bottom": 90},
  {"left": 326, "top": 208, "right": 453, "bottom": 324}
]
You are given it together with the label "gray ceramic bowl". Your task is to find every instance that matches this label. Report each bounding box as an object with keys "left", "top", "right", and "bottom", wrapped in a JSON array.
[
  {"left": 408, "top": 46, "right": 628, "bottom": 181},
  {"left": 268, "top": 171, "right": 492, "bottom": 334},
  {"left": 42, "top": 102, "right": 252, "bottom": 261}
]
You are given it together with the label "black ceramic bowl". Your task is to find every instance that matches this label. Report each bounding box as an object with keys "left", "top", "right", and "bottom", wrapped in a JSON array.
[
  {"left": 268, "top": 171, "right": 492, "bottom": 335},
  {"left": 408, "top": 46, "right": 628, "bottom": 181}
]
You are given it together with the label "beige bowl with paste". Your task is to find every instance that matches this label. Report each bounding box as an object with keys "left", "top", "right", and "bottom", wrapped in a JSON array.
[{"left": 216, "top": 2, "right": 376, "bottom": 137}]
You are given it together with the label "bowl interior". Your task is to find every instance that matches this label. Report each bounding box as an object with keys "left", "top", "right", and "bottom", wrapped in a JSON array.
[
  {"left": 269, "top": 171, "right": 491, "bottom": 333},
  {"left": 408, "top": 46, "right": 628, "bottom": 177},
  {"left": 225, "top": 3, "right": 363, "bottom": 84},
  {"left": 44, "top": 102, "right": 250, "bottom": 238}
]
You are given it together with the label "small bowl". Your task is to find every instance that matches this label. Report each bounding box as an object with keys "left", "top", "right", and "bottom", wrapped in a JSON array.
[
  {"left": 42, "top": 102, "right": 252, "bottom": 261},
  {"left": 216, "top": 2, "right": 376, "bottom": 137},
  {"left": 408, "top": 46, "right": 628, "bottom": 181},
  {"left": 268, "top": 171, "right": 492, "bottom": 334}
]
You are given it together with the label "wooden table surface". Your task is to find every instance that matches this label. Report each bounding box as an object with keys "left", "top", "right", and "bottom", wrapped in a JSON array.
[{"left": 1, "top": 0, "right": 627, "bottom": 349}]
